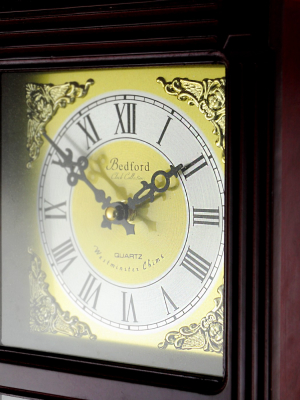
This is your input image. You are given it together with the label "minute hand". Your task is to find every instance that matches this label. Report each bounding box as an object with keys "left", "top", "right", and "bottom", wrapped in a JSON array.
[
  {"left": 42, "top": 132, "right": 111, "bottom": 209},
  {"left": 127, "top": 164, "right": 183, "bottom": 210}
]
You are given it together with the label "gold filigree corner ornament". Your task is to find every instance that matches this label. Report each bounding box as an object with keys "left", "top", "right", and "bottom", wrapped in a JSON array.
[
  {"left": 29, "top": 248, "right": 97, "bottom": 340},
  {"left": 157, "top": 77, "right": 226, "bottom": 163},
  {"left": 158, "top": 285, "right": 224, "bottom": 353},
  {"left": 26, "top": 79, "right": 94, "bottom": 169}
]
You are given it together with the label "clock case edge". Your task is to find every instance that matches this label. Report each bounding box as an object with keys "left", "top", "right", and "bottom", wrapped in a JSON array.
[{"left": 0, "top": 19, "right": 275, "bottom": 400}]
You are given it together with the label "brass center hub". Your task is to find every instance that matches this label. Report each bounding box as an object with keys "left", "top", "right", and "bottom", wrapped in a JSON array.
[{"left": 105, "top": 206, "right": 117, "bottom": 221}]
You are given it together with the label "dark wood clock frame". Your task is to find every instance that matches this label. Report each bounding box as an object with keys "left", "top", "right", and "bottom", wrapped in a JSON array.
[{"left": 0, "top": 0, "right": 295, "bottom": 399}]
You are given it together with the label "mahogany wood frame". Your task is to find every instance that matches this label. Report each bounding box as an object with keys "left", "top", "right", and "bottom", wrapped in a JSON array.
[{"left": 0, "top": 1, "right": 285, "bottom": 399}]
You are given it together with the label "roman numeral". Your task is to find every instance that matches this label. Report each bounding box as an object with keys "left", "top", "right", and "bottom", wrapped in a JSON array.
[
  {"left": 114, "top": 103, "right": 136, "bottom": 134},
  {"left": 78, "top": 272, "right": 101, "bottom": 310},
  {"left": 181, "top": 247, "right": 211, "bottom": 282},
  {"left": 44, "top": 200, "right": 67, "bottom": 219},
  {"left": 182, "top": 154, "right": 207, "bottom": 179},
  {"left": 193, "top": 207, "right": 220, "bottom": 226},
  {"left": 76, "top": 114, "right": 101, "bottom": 150},
  {"left": 157, "top": 116, "right": 172, "bottom": 145},
  {"left": 122, "top": 292, "right": 138, "bottom": 322},
  {"left": 51, "top": 238, "right": 77, "bottom": 273},
  {"left": 161, "top": 287, "right": 178, "bottom": 315}
]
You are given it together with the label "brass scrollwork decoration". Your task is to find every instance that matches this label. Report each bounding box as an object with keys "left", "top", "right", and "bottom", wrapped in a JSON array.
[
  {"left": 26, "top": 79, "right": 94, "bottom": 168},
  {"left": 157, "top": 77, "right": 226, "bottom": 162},
  {"left": 158, "top": 285, "right": 224, "bottom": 353},
  {"left": 29, "top": 248, "right": 96, "bottom": 340}
]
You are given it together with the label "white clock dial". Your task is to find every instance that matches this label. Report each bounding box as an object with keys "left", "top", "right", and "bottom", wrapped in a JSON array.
[{"left": 38, "top": 91, "right": 224, "bottom": 331}]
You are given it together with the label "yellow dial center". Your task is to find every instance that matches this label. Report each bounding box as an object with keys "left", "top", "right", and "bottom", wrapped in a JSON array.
[{"left": 71, "top": 139, "right": 188, "bottom": 286}]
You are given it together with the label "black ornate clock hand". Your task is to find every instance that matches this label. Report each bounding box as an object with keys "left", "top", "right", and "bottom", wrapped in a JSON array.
[
  {"left": 42, "top": 132, "right": 111, "bottom": 209},
  {"left": 127, "top": 164, "right": 183, "bottom": 210},
  {"left": 87, "top": 155, "right": 128, "bottom": 201},
  {"left": 42, "top": 132, "right": 135, "bottom": 235},
  {"left": 101, "top": 164, "right": 183, "bottom": 235}
]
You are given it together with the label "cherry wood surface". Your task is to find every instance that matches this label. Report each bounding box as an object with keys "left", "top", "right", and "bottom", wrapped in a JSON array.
[
  {"left": 0, "top": 0, "right": 296, "bottom": 399},
  {"left": 278, "top": 0, "right": 300, "bottom": 398}
]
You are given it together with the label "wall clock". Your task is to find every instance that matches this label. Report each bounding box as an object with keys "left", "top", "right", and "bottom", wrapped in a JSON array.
[{"left": 1, "top": 64, "right": 226, "bottom": 388}]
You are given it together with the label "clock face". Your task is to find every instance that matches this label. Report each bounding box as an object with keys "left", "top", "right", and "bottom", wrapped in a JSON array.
[{"left": 38, "top": 91, "right": 224, "bottom": 330}]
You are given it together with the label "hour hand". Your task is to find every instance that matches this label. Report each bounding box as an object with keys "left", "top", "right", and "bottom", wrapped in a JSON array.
[
  {"left": 42, "top": 131, "right": 111, "bottom": 208},
  {"left": 101, "top": 202, "right": 135, "bottom": 235},
  {"left": 43, "top": 131, "right": 76, "bottom": 170}
]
